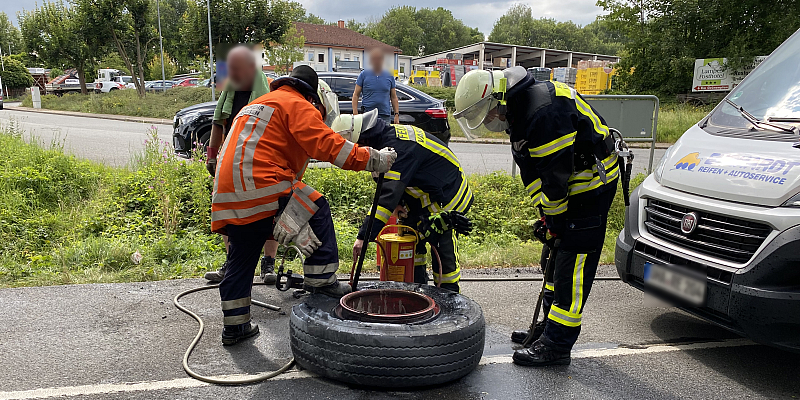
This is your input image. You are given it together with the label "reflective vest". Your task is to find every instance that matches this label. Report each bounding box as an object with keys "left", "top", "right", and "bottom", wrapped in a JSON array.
[{"left": 211, "top": 86, "right": 370, "bottom": 234}]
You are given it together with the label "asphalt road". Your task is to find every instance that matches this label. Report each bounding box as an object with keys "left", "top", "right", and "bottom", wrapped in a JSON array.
[
  {"left": 0, "top": 106, "right": 664, "bottom": 174},
  {"left": 0, "top": 269, "right": 797, "bottom": 400}
]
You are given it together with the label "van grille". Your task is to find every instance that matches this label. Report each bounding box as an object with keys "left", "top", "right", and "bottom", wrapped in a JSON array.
[{"left": 643, "top": 200, "right": 771, "bottom": 263}]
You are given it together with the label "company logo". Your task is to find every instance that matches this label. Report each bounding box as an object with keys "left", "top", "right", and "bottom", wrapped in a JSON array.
[
  {"left": 681, "top": 212, "right": 699, "bottom": 235},
  {"left": 674, "top": 152, "right": 702, "bottom": 171}
]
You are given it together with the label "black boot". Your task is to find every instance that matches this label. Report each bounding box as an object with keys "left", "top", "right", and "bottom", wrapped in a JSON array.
[
  {"left": 512, "top": 338, "right": 571, "bottom": 366},
  {"left": 221, "top": 321, "right": 260, "bottom": 346},
  {"left": 511, "top": 320, "right": 546, "bottom": 344},
  {"left": 260, "top": 256, "right": 276, "bottom": 284},
  {"left": 304, "top": 282, "right": 352, "bottom": 298}
]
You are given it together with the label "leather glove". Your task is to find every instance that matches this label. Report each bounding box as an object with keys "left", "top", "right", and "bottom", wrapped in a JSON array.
[
  {"left": 365, "top": 147, "right": 397, "bottom": 173},
  {"left": 205, "top": 147, "right": 218, "bottom": 177},
  {"left": 418, "top": 211, "right": 473, "bottom": 239},
  {"left": 294, "top": 223, "right": 321, "bottom": 257},
  {"left": 274, "top": 193, "right": 319, "bottom": 246},
  {"left": 533, "top": 217, "right": 557, "bottom": 248}
]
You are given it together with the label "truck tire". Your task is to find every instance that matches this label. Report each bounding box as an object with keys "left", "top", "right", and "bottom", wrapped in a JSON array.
[{"left": 290, "top": 281, "right": 485, "bottom": 388}]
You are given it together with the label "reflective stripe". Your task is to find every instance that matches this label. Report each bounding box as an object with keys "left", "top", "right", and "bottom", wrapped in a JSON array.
[
  {"left": 526, "top": 179, "right": 542, "bottom": 196},
  {"left": 241, "top": 110, "right": 273, "bottom": 190},
  {"left": 293, "top": 190, "right": 319, "bottom": 215},
  {"left": 231, "top": 116, "right": 257, "bottom": 193},
  {"left": 406, "top": 187, "right": 432, "bottom": 208},
  {"left": 221, "top": 296, "right": 251, "bottom": 311},
  {"left": 212, "top": 201, "right": 280, "bottom": 222},
  {"left": 553, "top": 82, "right": 575, "bottom": 99},
  {"left": 529, "top": 132, "right": 576, "bottom": 158},
  {"left": 542, "top": 198, "right": 569, "bottom": 215},
  {"left": 212, "top": 180, "right": 292, "bottom": 204},
  {"left": 385, "top": 170, "right": 402, "bottom": 180},
  {"left": 569, "top": 154, "right": 618, "bottom": 183},
  {"left": 443, "top": 176, "right": 469, "bottom": 211},
  {"left": 575, "top": 96, "right": 610, "bottom": 138},
  {"left": 433, "top": 267, "right": 461, "bottom": 284},
  {"left": 545, "top": 282, "right": 554, "bottom": 291},
  {"left": 223, "top": 313, "right": 250, "bottom": 326},
  {"left": 304, "top": 262, "right": 339, "bottom": 275},
  {"left": 333, "top": 140, "right": 355, "bottom": 168},
  {"left": 420, "top": 138, "right": 462, "bottom": 171},
  {"left": 548, "top": 305, "right": 582, "bottom": 327},
  {"left": 374, "top": 205, "right": 391, "bottom": 223},
  {"left": 414, "top": 255, "right": 427, "bottom": 266},
  {"left": 455, "top": 185, "right": 473, "bottom": 213},
  {"left": 569, "top": 165, "right": 619, "bottom": 196},
  {"left": 541, "top": 193, "right": 567, "bottom": 208},
  {"left": 571, "top": 254, "right": 587, "bottom": 313},
  {"left": 303, "top": 275, "right": 337, "bottom": 287}
]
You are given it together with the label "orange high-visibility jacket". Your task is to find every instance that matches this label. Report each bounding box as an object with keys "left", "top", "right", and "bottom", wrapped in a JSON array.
[{"left": 211, "top": 85, "right": 370, "bottom": 234}]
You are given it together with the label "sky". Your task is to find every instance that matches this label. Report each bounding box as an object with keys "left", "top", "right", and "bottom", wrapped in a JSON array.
[{"left": 2, "top": 0, "right": 606, "bottom": 35}]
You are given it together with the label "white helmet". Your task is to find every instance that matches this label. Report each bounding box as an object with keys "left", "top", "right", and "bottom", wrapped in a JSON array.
[
  {"left": 330, "top": 108, "right": 379, "bottom": 143},
  {"left": 453, "top": 67, "right": 526, "bottom": 138},
  {"left": 318, "top": 79, "right": 340, "bottom": 127}
]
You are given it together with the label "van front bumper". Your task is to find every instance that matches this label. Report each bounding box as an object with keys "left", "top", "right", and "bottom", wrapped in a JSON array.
[{"left": 616, "top": 183, "right": 800, "bottom": 352}]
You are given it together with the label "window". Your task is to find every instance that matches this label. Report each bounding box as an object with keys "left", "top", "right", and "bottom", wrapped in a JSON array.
[
  {"left": 354, "top": 56, "right": 359, "bottom": 62},
  {"left": 308, "top": 51, "right": 314, "bottom": 61},
  {"left": 399, "top": 65, "right": 405, "bottom": 74},
  {"left": 344, "top": 53, "right": 350, "bottom": 61},
  {"left": 396, "top": 90, "right": 412, "bottom": 101},
  {"left": 332, "top": 78, "right": 356, "bottom": 101},
  {"left": 335, "top": 52, "right": 341, "bottom": 61},
  {"left": 318, "top": 53, "right": 325, "bottom": 63}
]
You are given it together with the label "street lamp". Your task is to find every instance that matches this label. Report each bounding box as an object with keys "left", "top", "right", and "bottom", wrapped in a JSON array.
[
  {"left": 206, "top": 0, "right": 215, "bottom": 100},
  {"left": 156, "top": 0, "right": 166, "bottom": 92}
]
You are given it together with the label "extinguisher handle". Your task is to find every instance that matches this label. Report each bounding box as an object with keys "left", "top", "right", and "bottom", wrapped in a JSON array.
[{"left": 378, "top": 224, "right": 419, "bottom": 243}]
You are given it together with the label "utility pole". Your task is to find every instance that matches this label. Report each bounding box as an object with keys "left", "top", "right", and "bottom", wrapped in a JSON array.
[
  {"left": 157, "top": 0, "right": 166, "bottom": 92},
  {"left": 206, "top": 0, "right": 215, "bottom": 101}
]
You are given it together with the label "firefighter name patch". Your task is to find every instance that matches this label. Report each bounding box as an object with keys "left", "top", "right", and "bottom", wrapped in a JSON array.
[{"left": 237, "top": 104, "right": 275, "bottom": 121}]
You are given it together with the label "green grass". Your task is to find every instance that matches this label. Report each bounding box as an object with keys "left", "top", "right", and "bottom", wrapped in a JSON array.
[
  {"left": 21, "top": 87, "right": 213, "bottom": 119},
  {"left": 0, "top": 120, "right": 636, "bottom": 288}
]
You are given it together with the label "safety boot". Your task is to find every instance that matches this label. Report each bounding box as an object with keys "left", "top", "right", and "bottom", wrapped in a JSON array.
[
  {"left": 260, "top": 256, "right": 277, "bottom": 284},
  {"left": 204, "top": 260, "right": 228, "bottom": 283},
  {"left": 221, "top": 321, "right": 259, "bottom": 346},
  {"left": 304, "top": 282, "right": 352, "bottom": 298},
  {"left": 512, "top": 338, "right": 571, "bottom": 366},
  {"left": 511, "top": 320, "right": 546, "bottom": 344}
]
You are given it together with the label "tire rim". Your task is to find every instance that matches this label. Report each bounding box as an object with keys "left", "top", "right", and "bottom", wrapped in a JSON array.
[{"left": 338, "top": 289, "right": 439, "bottom": 324}]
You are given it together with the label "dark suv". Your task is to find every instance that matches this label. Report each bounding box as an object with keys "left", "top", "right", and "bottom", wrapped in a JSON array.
[{"left": 172, "top": 72, "right": 450, "bottom": 157}]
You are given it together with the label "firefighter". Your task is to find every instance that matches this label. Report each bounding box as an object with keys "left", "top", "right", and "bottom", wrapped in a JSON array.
[
  {"left": 332, "top": 110, "right": 473, "bottom": 293},
  {"left": 453, "top": 66, "right": 619, "bottom": 366},
  {"left": 212, "top": 66, "right": 395, "bottom": 345}
]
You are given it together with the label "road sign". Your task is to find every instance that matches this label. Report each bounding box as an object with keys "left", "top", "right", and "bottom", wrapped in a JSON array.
[{"left": 692, "top": 57, "right": 767, "bottom": 92}]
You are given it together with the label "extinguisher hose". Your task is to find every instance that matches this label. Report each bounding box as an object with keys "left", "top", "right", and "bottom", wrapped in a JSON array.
[{"left": 430, "top": 245, "right": 443, "bottom": 288}]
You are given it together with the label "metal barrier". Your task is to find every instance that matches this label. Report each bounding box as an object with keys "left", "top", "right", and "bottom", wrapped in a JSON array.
[{"left": 583, "top": 94, "right": 660, "bottom": 173}]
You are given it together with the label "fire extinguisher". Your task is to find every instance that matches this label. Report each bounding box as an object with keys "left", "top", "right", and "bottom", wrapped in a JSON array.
[{"left": 375, "top": 225, "right": 419, "bottom": 283}]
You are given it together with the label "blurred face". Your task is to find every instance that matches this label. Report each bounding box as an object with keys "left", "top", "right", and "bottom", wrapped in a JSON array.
[
  {"left": 369, "top": 48, "right": 385, "bottom": 73},
  {"left": 227, "top": 49, "right": 256, "bottom": 91}
]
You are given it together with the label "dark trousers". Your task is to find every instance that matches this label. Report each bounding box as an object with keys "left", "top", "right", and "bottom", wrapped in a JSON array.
[
  {"left": 541, "top": 184, "right": 617, "bottom": 351},
  {"left": 220, "top": 197, "right": 339, "bottom": 326},
  {"left": 404, "top": 212, "right": 461, "bottom": 292}
]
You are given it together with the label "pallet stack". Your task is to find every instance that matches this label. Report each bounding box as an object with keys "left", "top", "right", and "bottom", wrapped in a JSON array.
[
  {"left": 552, "top": 67, "right": 577, "bottom": 87},
  {"left": 576, "top": 60, "right": 616, "bottom": 94}
]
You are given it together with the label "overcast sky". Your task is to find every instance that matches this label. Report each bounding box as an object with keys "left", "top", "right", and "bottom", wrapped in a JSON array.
[{"left": 2, "top": 0, "right": 605, "bottom": 35}]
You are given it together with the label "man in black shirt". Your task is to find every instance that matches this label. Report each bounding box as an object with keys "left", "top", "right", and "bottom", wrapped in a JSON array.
[{"left": 204, "top": 46, "right": 276, "bottom": 284}]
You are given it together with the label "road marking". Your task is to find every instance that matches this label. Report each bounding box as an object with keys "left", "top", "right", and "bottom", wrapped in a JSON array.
[
  {"left": 0, "top": 338, "right": 755, "bottom": 399},
  {"left": 479, "top": 338, "right": 756, "bottom": 365}
]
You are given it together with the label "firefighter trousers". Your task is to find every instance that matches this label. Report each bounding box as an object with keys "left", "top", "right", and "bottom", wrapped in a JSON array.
[
  {"left": 540, "top": 184, "right": 617, "bottom": 351},
  {"left": 410, "top": 228, "right": 461, "bottom": 293},
  {"left": 219, "top": 196, "right": 339, "bottom": 326}
]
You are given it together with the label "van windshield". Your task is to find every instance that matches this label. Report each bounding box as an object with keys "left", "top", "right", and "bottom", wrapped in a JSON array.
[{"left": 710, "top": 30, "right": 800, "bottom": 129}]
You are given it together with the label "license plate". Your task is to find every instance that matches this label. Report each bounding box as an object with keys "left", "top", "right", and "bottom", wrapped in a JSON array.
[{"left": 643, "top": 262, "right": 706, "bottom": 306}]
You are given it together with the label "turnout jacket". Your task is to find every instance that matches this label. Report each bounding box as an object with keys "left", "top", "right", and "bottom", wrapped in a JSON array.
[
  {"left": 211, "top": 85, "right": 371, "bottom": 234},
  {"left": 357, "top": 120, "right": 473, "bottom": 241},
  {"left": 506, "top": 73, "right": 618, "bottom": 233}
]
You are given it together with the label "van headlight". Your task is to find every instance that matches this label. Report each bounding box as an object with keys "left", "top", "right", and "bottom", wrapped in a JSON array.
[{"left": 653, "top": 146, "right": 674, "bottom": 184}]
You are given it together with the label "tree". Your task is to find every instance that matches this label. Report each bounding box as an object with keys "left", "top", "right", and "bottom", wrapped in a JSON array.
[
  {"left": 0, "top": 12, "right": 23, "bottom": 54},
  {"left": 19, "top": 2, "right": 97, "bottom": 94},
  {"left": 77, "top": 0, "right": 154, "bottom": 97},
  {"left": 598, "top": 0, "right": 800, "bottom": 95},
  {"left": 364, "top": 7, "right": 482, "bottom": 56},
  {"left": 98, "top": 52, "right": 130, "bottom": 75},
  {"left": 302, "top": 13, "right": 326, "bottom": 24},
  {"left": 265, "top": 24, "right": 304, "bottom": 75},
  {"left": 147, "top": 52, "right": 178, "bottom": 80},
  {"left": 0, "top": 56, "right": 34, "bottom": 89},
  {"left": 157, "top": 0, "right": 191, "bottom": 71}
]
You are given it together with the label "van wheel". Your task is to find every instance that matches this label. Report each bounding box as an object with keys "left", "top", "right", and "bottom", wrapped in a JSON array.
[{"left": 290, "top": 281, "right": 485, "bottom": 388}]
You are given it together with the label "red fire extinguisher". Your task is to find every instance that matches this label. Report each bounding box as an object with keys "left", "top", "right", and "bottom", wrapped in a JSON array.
[{"left": 375, "top": 225, "right": 419, "bottom": 283}]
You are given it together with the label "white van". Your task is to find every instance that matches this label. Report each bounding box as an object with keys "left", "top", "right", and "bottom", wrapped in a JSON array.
[{"left": 615, "top": 29, "right": 800, "bottom": 352}]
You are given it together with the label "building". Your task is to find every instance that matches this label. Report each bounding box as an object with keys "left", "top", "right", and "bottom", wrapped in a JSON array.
[
  {"left": 413, "top": 41, "right": 619, "bottom": 71},
  {"left": 261, "top": 21, "right": 401, "bottom": 73}
]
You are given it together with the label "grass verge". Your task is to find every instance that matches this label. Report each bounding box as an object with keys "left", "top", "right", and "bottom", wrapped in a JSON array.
[{"left": 0, "top": 121, "right": 637, "bottom": 288}]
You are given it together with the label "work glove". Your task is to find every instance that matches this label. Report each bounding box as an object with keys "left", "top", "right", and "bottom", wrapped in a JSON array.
[
  {"left": 365, "top": 147, "right": 397, "bottom": 173},
  {"left": 274, "top": 193, "right": 319, "bottom": 246},
  {"left": 533, "top": 217, "right": 557, "bottom": 248},
  {"left": 418, "top": 211, "right": 473, "bottom": 239},
  {"left": 294, "top": 223, "right": 321, "bottom": 257},
  {"left": 205, "top": 147, "right": 218, "bottom": 177}
]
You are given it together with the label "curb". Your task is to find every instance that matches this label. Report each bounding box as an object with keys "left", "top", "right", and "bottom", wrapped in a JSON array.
[{"left": 6, "top": 105, "right": 172, "bottom": 126}]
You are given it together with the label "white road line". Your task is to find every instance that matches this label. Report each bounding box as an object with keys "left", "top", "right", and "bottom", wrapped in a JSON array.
[{"left": 0, "top": 338, "right": 755, "bottom": 399}]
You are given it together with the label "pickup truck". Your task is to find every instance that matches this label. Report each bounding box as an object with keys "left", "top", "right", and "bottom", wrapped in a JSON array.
[{"left": 94, "top": 69, "right": 135, "bottom": 93}]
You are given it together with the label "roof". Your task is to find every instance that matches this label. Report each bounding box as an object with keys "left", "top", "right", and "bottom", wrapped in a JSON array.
[{"left": 294, "top": 22, "right": 400, "bottom": 53}]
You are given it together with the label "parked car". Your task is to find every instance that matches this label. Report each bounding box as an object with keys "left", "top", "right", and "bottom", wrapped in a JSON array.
[
  {"left": 172, "top": 72, "right": 449, "bottom": 157},
  {"left": 615, "top": 28, "right": 800, "bottom": 352},
  {"left": 146, "top": 80, "right": 175, "bottom": 92},
  {"left": 175, "top": 78, "right": 199, "bottom": 87}
]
